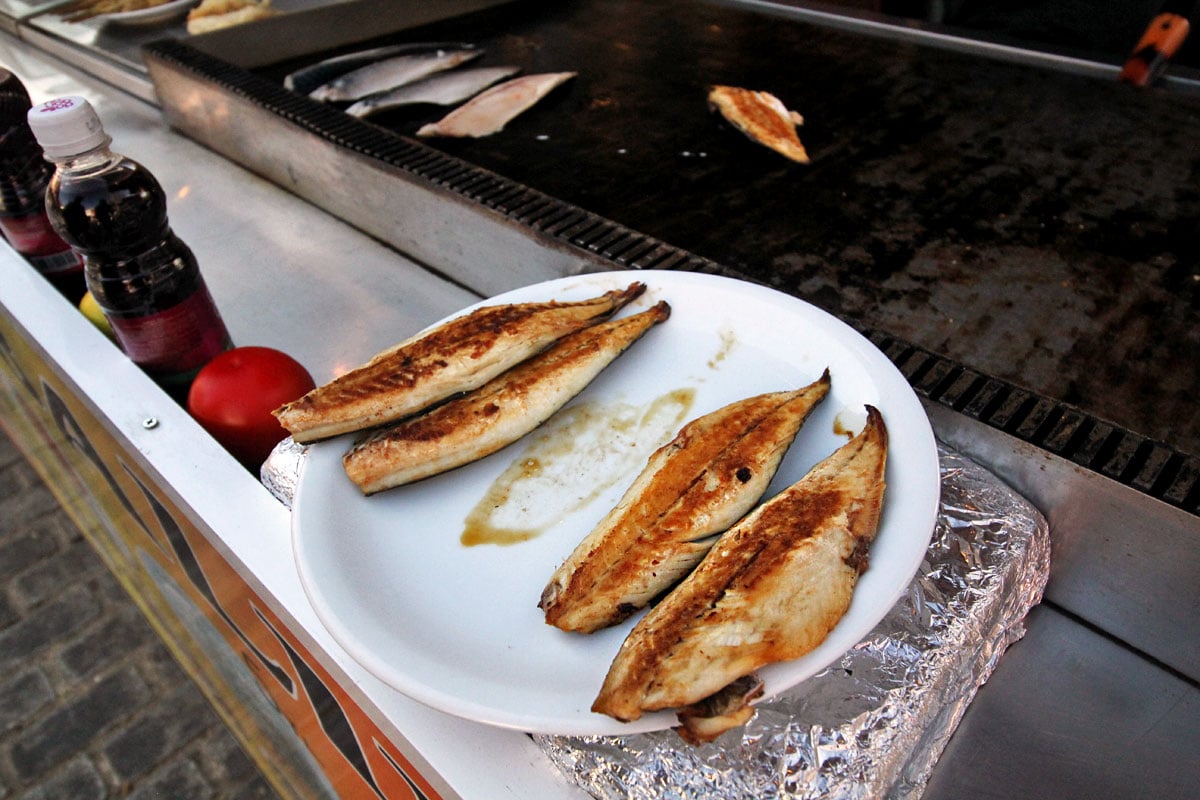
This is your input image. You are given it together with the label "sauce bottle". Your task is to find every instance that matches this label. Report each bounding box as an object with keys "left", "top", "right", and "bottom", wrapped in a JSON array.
[
  {"left": 26, "top": 95, "right": 232, "bottom": 399},
  {"left": 0, "top": 69, "right": 87, "bottom": 303}
]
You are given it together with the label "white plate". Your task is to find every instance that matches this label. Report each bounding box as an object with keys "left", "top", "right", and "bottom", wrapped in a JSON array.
[
  {"left": 94, "top": 0, "right": 196, "bottom": 26},
  {"left": 292, "top": 270, "right": 940, "bottom": 736}
]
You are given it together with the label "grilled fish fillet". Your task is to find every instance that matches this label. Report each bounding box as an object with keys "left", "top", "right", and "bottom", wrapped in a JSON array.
[
  {"left": 592, "top": 406, "right": 888, "bottom": 736},
  {"left": 274, "top": 283, "right": 646, "bottom": 443},
  {"left": 540, "top": 372, "right": 831, "bottom": 633},
  {"left": 707, "top": 85, "right": 810, "bottom": 164},
  {"left": 343, "top": 301, "right": 671, "bottom": 494}
]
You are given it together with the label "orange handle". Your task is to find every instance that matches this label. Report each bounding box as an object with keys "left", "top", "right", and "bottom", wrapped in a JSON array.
[{"left": 1119, "top": 13, "right": 1192, "bottom": 86}]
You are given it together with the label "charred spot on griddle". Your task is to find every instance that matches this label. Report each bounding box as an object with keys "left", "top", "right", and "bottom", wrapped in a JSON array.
[{"left": 735, "top": 466, "right": 752, "bottom": 482}]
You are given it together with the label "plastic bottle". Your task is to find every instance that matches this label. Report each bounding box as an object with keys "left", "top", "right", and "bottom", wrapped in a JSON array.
[
  {"left": 26, "top": 95, "right": 232, "bottom": 399},
  {"left": 0, "top": 69, "right": 87, "bottom": 303}
]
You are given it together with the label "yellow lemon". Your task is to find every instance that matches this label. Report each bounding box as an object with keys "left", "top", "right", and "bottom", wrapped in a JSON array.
[{"left": 78, "top": 291, "right": 114, "bottom": 339}]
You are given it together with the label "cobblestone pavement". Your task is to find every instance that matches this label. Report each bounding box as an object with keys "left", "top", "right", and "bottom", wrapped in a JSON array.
[{"left": 0, "top": 426, "right": 281, "bottom": 800}]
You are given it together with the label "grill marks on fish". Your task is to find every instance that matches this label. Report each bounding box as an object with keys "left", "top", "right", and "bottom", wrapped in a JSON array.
[
  {"left": 592, "top": 407, "right": 888, "bottom": 736},
  {"left": 540, "top": 372, "right": 832, "bottom": 633},
  {"left": 707, "top": 85, "right": 810, "bottom": 164},
  {"left": 345, "top": 66, "right": 522, "bottom": 118},
  {"left": 342, "top": 301, "right": 671, "bottom": 494},
  {"left": 273, "top": 283, "right": 646, "bottom": 443},
  {"left": 309, "top": 47, "right": 483, "bottom": 102},
  {"left": 417, "top": 72, "right": 577, "bottom": 138}
]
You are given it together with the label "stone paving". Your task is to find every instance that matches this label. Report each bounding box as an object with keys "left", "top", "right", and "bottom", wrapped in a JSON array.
[{"left": 0, "top": 426, "right": 280, "bottom": 800}]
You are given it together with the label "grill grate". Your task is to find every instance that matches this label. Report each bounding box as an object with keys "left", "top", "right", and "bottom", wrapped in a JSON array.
[{"left": 143, "top": 39, "right": 1199, "bottom": 517}]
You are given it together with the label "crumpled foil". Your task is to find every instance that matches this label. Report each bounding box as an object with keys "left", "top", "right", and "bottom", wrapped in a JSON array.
[
  {"left": 262, "top": 437, "right": 308, "bottom": 507},
  {"left": 263, "top": 439, "right": 1049, "bottom": 800},
  {"left": 531, "top": 443, "right": 1050, "bottom": 800}
]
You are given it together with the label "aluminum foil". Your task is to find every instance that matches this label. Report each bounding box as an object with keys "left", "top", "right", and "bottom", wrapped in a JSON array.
[
  {"left": 532, "top": 443, "right": 1050, "bottom": 799},
  {"left": 262, "top": 436, "right": 308, "bottom": 507},
  {"left": 262, "top": 438, "right": 1049, "bottom": 799}
]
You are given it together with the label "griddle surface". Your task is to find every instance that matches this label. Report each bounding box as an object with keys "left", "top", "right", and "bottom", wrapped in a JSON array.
[{"left": 267, "top": 0, "right": 1200, "bottom": 455}]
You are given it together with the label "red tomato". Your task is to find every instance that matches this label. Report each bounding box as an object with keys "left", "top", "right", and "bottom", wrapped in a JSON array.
[{"left": 187, "top": 346, "right": 316, "bottom": 468}]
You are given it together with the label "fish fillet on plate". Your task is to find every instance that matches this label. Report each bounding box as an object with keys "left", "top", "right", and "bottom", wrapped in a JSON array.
[
  {"left": 540, "top": 372, "right": 831, "bottom": 633},
  {"left": 417, "top": 72, "right": 577, "bottom": 138},
  {"left": 343, "top": 301, "right": 670, "bottom": 494},
  {"left": 273, "top": 282, "right": 645, "bottom": 443},
  {"left": 708, "top": 85, "right": 809, "bottom": 163},
  {"left": 592, "top": 406, "right": 888, "bottom": 743}
]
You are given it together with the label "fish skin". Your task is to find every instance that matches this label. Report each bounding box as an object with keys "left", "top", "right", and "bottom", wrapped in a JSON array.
[
  {"left": 284, "top": 42, "right": 477, "bottom": 96},
  {"left": 540, "top": 372, "right": 832, "bottom": 633},
  {"left": 708, "top": 85, "right": 810, "bottom": 164},
  {"left": 309, "top": 48, "right": 483, "bottom": 102},
  {"left": 416, "top": 72, "right": 577, "bottom": 138},
  {"left": 592, "top": 406, "right": 887, "bottom": 727},
  {"left": 345, "top": 66, "right": 521, "bottom": 118},
  {"left": 273, "top": 283, "right": 647, "bottom": 444},
  {"left": 342, "top": 301, "right": 671, "bottom": 494}
]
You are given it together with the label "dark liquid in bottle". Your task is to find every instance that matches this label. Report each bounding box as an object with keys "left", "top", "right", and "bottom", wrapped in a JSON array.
[
  {"left": 0, "top": 70, "right": 86, "bottom": 303},
  {"left": 48, "top": 156, "right": 231, "bottom": 397}
]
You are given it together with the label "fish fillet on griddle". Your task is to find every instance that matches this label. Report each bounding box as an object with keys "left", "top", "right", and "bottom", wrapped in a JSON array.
[
  {"left": 708, "top": 85, "right": 809, "bottom": 164},
  {"left": 274, "top": 283, "right": 645, "bottom": 443},
  {"left": 540, "top": 372, "right": 831, "bottom": 633},
  {"left": 343, "top": 301, "right": 670, "bottom": 494},
  {"left": 592, "top": 407, "right": 888, "bottom": 739}
]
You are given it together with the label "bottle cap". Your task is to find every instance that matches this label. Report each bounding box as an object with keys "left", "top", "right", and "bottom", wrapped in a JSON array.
[{"left": 26, "top": 95, "right": 111, "bottom": 160}]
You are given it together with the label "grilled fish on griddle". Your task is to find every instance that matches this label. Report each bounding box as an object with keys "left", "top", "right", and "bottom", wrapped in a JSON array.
[
  {"left": 345, "top": 66, "right": 521, "bottom": 118},
  {"left": 274, "top": 283, "right": 646, "bottom": 444},
  {"left": 417, "top": 72, "right": 577, "bottom": 138},
  {"left": 284, "top": 42, "right": 477, "bottom": 96},
  {"left": 540, "top": 372, "right": 831, "bottom": 633},
  {"left": 592, "top": 407, "right": 888, "bottom": 741},
  {"left": 309, "top": 47, "right": 482, "bottom": 102},
  {"left": 342, "top": 301, "right": 671, "bottom": 494},
  {"left": 708, "top": 85, "right": 810, "bottom": 164}
]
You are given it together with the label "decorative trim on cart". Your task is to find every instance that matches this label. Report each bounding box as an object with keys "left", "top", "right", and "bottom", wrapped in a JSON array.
[
  {"left": 0, "top": 315, "right": 450, "bottom": 800},
  {"left": 140, "top": 39, "right": 1199, "bottom": 517}
]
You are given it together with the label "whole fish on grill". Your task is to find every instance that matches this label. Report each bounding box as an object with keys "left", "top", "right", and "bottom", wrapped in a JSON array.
[
  {"left": 540, "top": 372, "right": 831, "bottom": 633},
  {"left": 309, "top": 47, "right": 483, "bottom": 103},
  {"left": 417, "top": 72, "right": 577, "bottom": 138},
  {"left": 707, "top": 85, "right": 810, "bottom": 164},
  {"left": 343, "top": 301, "right": 671, "bottom": 494},
  {"left": 284, "top": 42, "right": 478, "bottom": 96},
  {"left": 345, "top": 66, "right": 521, "bottom": 118},
  {"left": 273, "top": 283, "right": 646, "bottom": 444},
  {"left": 592, "top": 407, "right": 888, "bottom": 743}
]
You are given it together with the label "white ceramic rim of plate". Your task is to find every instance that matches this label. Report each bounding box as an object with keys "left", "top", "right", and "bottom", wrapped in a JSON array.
[{"left": 291, "top": 270, "right": 941, "bottom": 736}]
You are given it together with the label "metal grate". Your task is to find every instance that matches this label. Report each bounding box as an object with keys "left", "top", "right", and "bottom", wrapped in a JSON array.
[{"left": 143, "top": 40, "right": 1199, "bottom": 517}]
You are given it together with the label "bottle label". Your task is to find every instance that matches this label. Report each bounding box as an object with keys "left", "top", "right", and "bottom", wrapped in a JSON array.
[
  {"left": 107, "top": 286, "right": 231, "bottom": 382},
  {"left": 0, "top": 211, "right": 83, "bottom": 275}
]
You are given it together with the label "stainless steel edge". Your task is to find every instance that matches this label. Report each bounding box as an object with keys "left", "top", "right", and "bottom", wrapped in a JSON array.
[
  {"left": 185, "top": 0, "right": 516, "bottom": 69},
  {"left": 923, "top": 604, "right": 1200, "bottom": 800},
  {"left": 925, "top": 400, "right": 1200, "bottom": 683},
  {"left": 708, "top": 0, "right": 1200, "bottom": 94},
  {"left": 15, "top": 24, "right": 157, "bottom": 102},
  {"left": 145, "top": 53, "right": 618, "bottom": 297}
]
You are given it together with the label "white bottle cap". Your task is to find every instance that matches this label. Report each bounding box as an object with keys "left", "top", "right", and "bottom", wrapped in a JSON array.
[{"left": 26, "top": 95, "right": 111, "bottom": 159}]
